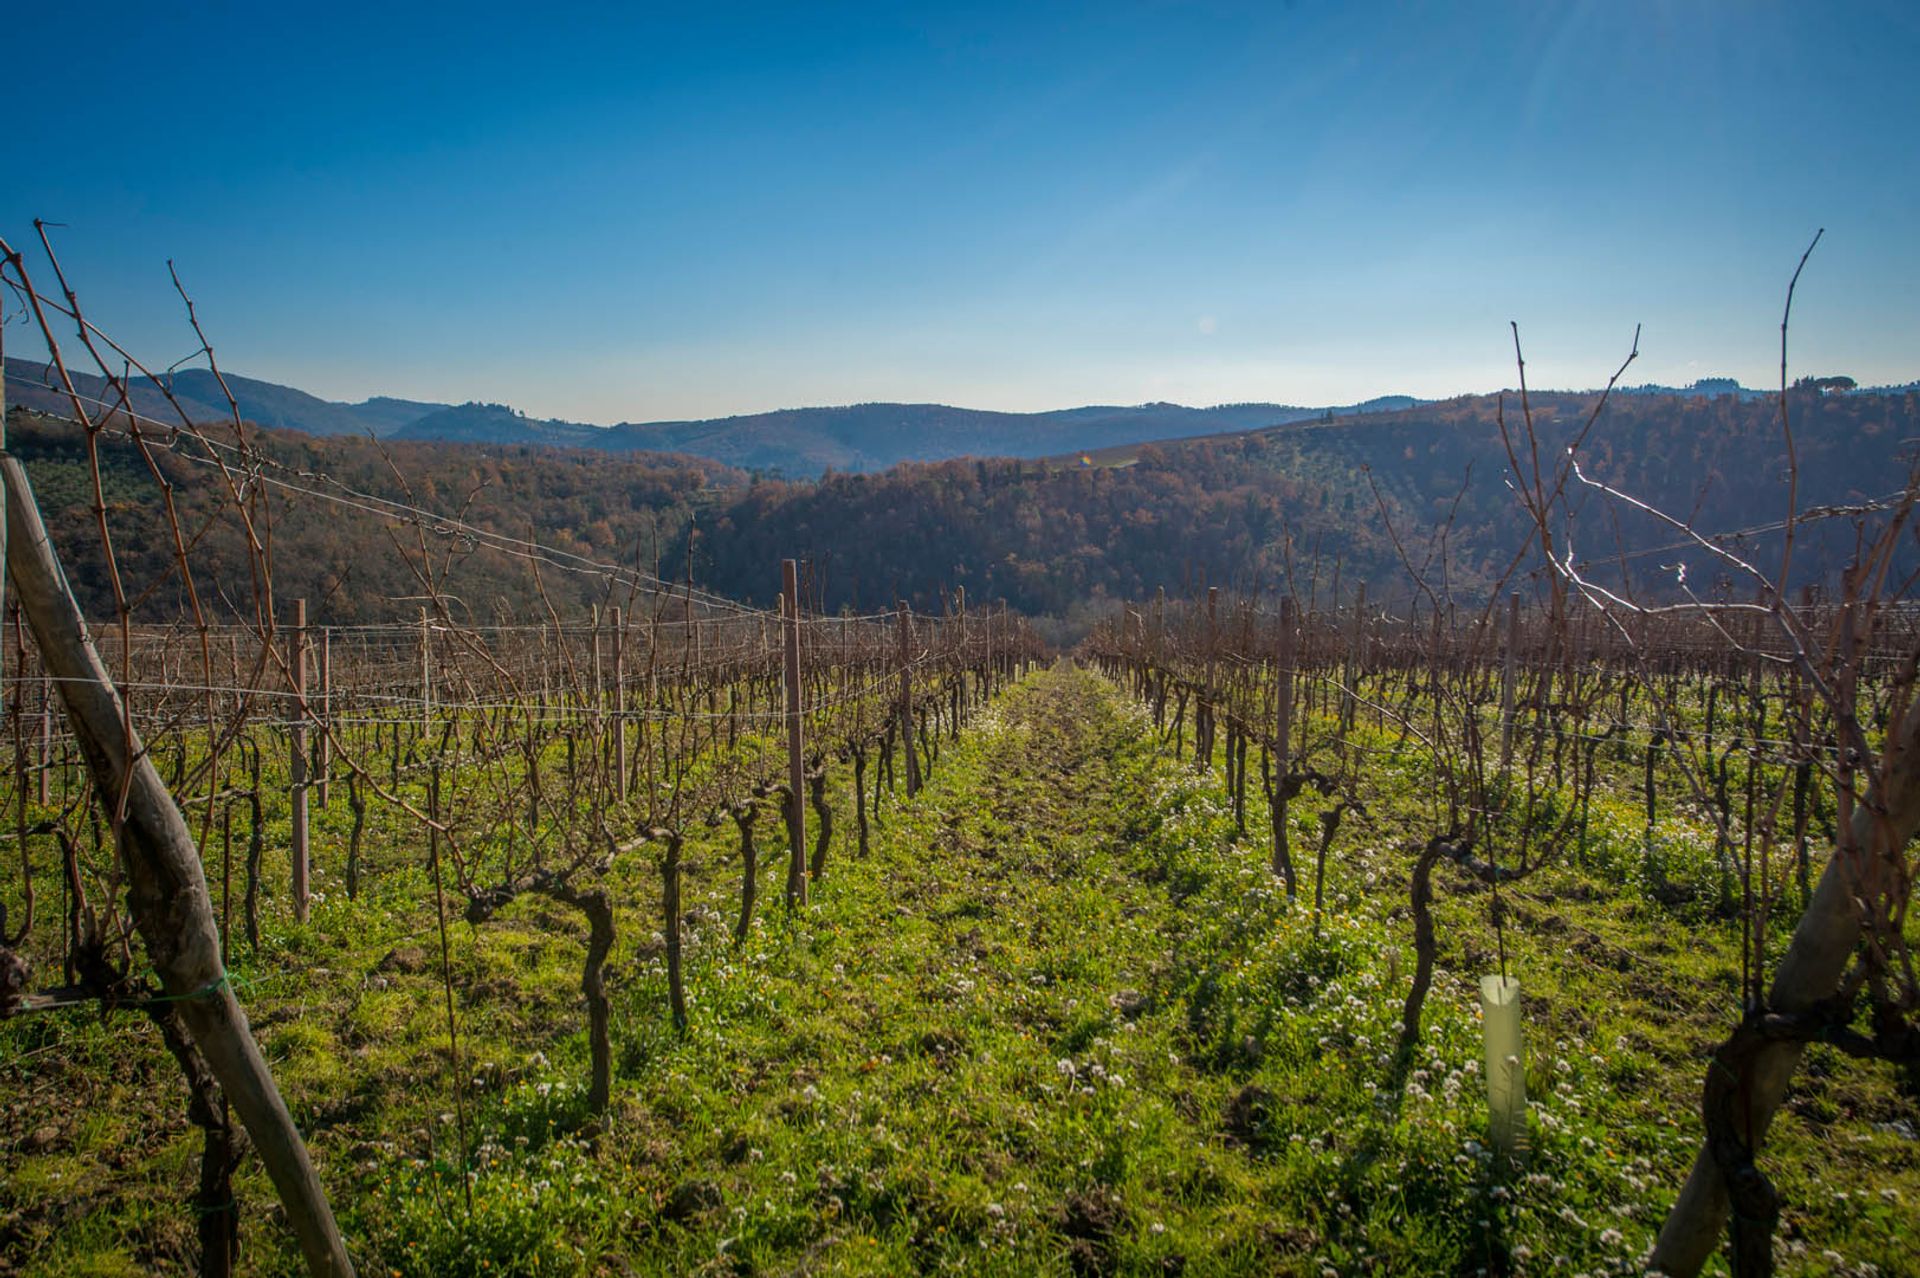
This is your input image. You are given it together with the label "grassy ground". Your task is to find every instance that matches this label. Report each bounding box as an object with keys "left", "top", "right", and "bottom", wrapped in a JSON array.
[{"left": 3, "top": 665, "right": 1916, "bottom": 1275}]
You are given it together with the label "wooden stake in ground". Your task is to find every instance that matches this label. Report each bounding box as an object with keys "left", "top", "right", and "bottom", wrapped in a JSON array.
[
  {"left": 1270, "top": 596, "right": 1297, "bottom": 893},
  {"left": 316, "top": 626, "right": 331, "bottom": 809},
  {"left": 290, "top": 598, "right": 309, "bottom": 924},
  {"left": 899, "top": 603, "right": 921, "bottom": 797},
  {"left": 0, "top": 457, "right": 354, "bottom": 1276},
  {"left": 612, "top": 606, "right": 628, "bottom": 803},
  {"left": 782, "top": 560, "right": 808, "bottom": 908},
  {"left": 419, "top": 607, "right": 432, "bottom": 739},
  {"left": 1498, "top": 592, "right": 1519, "bottom": 775}
]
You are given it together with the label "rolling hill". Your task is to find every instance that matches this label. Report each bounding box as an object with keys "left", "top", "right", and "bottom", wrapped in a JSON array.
[
  {"left": 8, "top": 355, "right": 1427, "bottom": 476},
  {"left": 3, "top": 356, "right": 451, "bottom": 437},
  {"left": 675, "top": 386, "right": 1920, "bottom": 619},
  {"left": 4, "top": 383, "right": 1913, "bottom": 630}
]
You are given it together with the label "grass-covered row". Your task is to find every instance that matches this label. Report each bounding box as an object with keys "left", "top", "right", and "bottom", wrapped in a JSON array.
[{"left": 2, "top": 666, "right": 1914, "bottom": 1275}]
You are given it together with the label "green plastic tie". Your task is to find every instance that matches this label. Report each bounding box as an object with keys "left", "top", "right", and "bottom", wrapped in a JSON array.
[{"left": 149, "top": 971, "right": 230, "bottom": 1003}]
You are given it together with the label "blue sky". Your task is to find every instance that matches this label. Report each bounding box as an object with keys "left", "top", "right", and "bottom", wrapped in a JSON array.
[{"left": 3, "top": 1, "right": 1916, "bottom": 422}]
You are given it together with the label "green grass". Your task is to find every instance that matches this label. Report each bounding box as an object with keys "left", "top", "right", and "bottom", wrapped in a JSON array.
[{"left": 2, "top": 666, "right": 1916, "bottom": 1276}]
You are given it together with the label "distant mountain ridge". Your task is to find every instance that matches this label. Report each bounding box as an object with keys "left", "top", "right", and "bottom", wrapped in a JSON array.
[
  {"left": 389, "top": 396, "right": 1433, "bottom": 475},
  {"left": 5, "top": 356, "right": 1426, "bottom": 477},
  {"left": 601, "top": 397, "right": 1426, "bottom": 474},
  {"left": 7, "top": 379, "right": 1912, "bottom": 626},
  {"left": 1616, "top": 377, "right": 1773, "bottom": 402},
  {"left": 20, "top": 355, "right": 1911, "bottom": 481},
  {"left": 3, "top": 357, "right": 452, "bottom": 439},
  {"left": 394, "top": 402, "right": 605, "bottom": 448}
]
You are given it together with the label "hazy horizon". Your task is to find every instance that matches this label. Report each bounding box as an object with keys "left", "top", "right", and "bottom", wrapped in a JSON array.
[{"left": 188, "top": 369, "right": 1920, "bottom": 434}]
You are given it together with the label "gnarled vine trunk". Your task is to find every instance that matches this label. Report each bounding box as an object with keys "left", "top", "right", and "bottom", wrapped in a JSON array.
[{"left": 808, "top": 767, "right": 832, "bottom": 883}]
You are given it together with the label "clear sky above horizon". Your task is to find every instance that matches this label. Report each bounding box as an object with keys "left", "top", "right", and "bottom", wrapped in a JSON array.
[{"left": 3, "top": 1, "right": 1916, "bottom": 424}]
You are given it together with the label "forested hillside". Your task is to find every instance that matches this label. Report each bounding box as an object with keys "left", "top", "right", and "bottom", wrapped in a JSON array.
[
  {"left": 4, "top": 410, "right": 741, "bottom": 623},
  {"left": 2, "top": 356, "right": 448, "bottom": 438},
  {"left": 682, "top": 388, "right": 1919, "bottom": 616},
  {"left": 8, "top": 385, "right": 1912, "bottom": 628},
  {"left": 7, "top": 355, "right": 1419, "bottom": 476}
]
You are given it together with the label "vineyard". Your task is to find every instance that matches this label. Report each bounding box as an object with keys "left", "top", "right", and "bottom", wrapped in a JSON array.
[{"left": 1, "top": 241, "right": 1918, "bottom": 1278}]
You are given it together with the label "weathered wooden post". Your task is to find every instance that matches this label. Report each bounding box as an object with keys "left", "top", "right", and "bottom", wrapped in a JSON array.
[
  {"left": 1201, "top": 586, "right": 1219, "bottom": 770},
  {"left": 1272, "top": 595, "right": 1297, "bottom": 892},
  {"left": 37, "top": 672, "right": 51, "bottom": 807},
  {"left": 316, "top": 626, "right": 331, "bottom": 808},
  {"left": 782, "top": 561, "right": 808, "bottom": 908},
  {"left": 538, "top": 625, "right": 551, "bottom": 719},
  {"left": 418, "top": 607, "right": 432, "bottom": 740},
  {"left": 899, "top": 603, "right": 921, "bottom": 797},
  {"left": 0, "top": 458, "right": 354, "bottom": 1276},
  {"left": 612, "top": 605, "right": 628, "bottom": 804},
  {"left": 591, "top": 603, "right": 604, "bottom": 727},
  {"left": 289, "top": 598, "right": 310, "bottom": 924},
  {"left": 1498, "top": 592, "right": 1520, "bottom": 776},
  {"left": 1342, "top": 581, "right": 1365, "bottom": 735},
  {"left": 589, "top": 604, "right": 605, "bottom": 808},
  {"left": 955, "top": 585, "right": 967, "bottom": 724},
  {"left": 1, "top": 324, "right": 6, "bottom": 695},
  {"left": 982, "top": 599, "right": 993, "bottom": 699}
]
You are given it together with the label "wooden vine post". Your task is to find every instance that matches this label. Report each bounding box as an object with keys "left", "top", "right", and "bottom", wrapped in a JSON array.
[
  {"left": 1152, "top": 587, "right": 1166, "bottom": 732},
  {"left": 37, "top": 673, "right": 50, "bottom": 806},
  {"left": 781, "top": 560, "right": 808, "bottom": 909},
  {"left": 1343, "top": 581, "right": 1365, "bottom": 737},
  {"left": 1200, "top": 586, "right": 1219, "bottom": 771},
  {"left": 1, "top": 328, "right": 6, "bottom": 687},
  {"left": 316, "top": 625, "right": 331, "bottom": 808},
  {"left": 290, "top": 598, "right": 310, "bottom": 923},
  {"left": 1498, "top": 592, "right": 1519, "bottom": 775},
  {"left": 418, "top": 607, "right": 432, "bottom": 739},
  {"left": 612, "top": 606, "right": 627, "bottom": 804},
  {"left": 898, "top": 602, "right": 920, "bottom": 797},
  {"left": 982, "top": 599, "right": 994, "bottom": 699},
  {"left": 591, "top": 603, "right": 604, "bottom": 742},
  {"left": 1271, "top": 595, "right": 1297, "bottom": 892},
  {"left": 955, "top": 585, "right": 966, "bottom": 717},
  {"left": 0, "top": 457, "right": 354, "bottom": 1276}
]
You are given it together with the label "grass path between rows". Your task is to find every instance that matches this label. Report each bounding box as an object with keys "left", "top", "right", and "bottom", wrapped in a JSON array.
[{"left": 5, "top": 665, "right": 1916, "bottom": 1276}]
